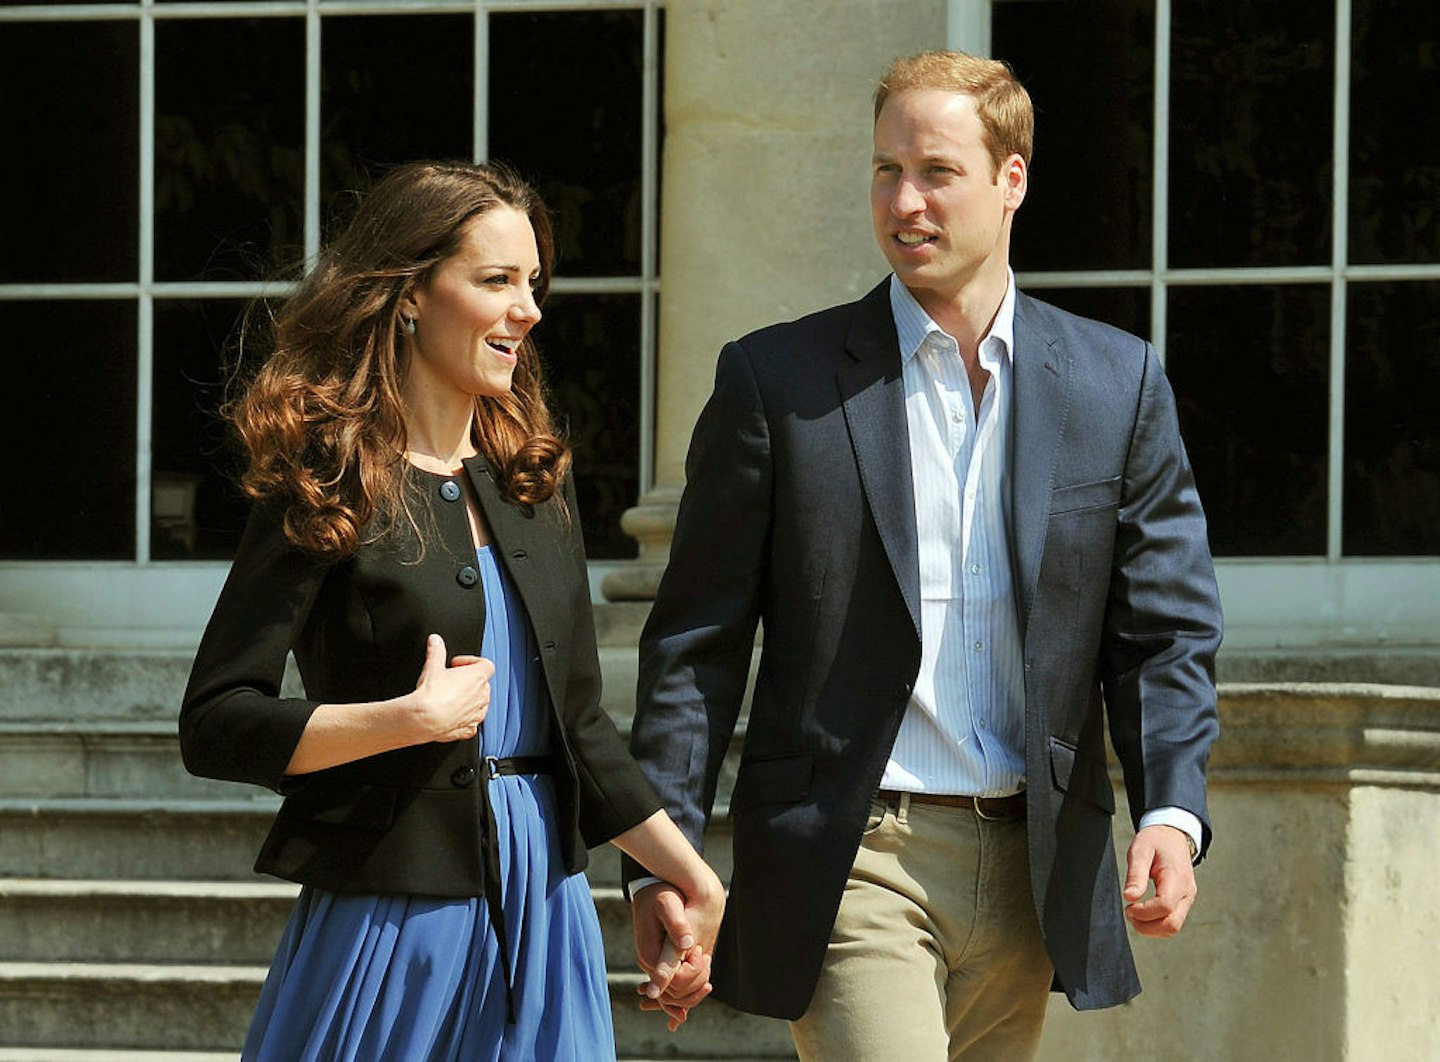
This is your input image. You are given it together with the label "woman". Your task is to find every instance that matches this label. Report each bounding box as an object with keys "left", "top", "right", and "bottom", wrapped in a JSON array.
[{"left": 180, "top": 160, "right": 722, "bottom": 1060}]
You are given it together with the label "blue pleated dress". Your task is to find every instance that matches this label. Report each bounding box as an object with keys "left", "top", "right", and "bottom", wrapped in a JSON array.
[{"left": 243, "top": 546, "right": 615, "bottom": 1061}]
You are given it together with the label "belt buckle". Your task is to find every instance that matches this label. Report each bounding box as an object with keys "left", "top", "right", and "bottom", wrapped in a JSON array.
[
  {"left": 484, "top": 755, "right": 500, "bottom": 780},
  {"left": 973, "top": 794, "right": 1018, "bottom": 822}
]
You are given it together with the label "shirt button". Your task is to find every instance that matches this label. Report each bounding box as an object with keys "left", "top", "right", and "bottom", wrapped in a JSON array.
[
  {"left": 974, "top": 641, "right": 985, "bottom": 652},
  {"left": 439, "top": 480, "right": 461, "bottom": 502},
  {"left": 456, "top": 565, "right": 479, "bottom": 588},
  {"left": 450, "top": 765, "right": 476, "bottom": 787},
  {"left": 952, "top": 409, "right": 964, "bottom": 423},
  {"left": 970, "top": 563, "right": 981, "bottom": 575}
]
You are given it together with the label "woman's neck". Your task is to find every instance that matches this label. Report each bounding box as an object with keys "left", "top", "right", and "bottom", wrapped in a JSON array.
[{"left": 402, "top": 399, "right": 478, "bottom": 474}]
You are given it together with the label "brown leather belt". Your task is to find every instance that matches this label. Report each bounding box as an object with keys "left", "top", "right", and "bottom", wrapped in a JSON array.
[{"left": 877, "top": 789, "right": 1027, "bottom": 821}]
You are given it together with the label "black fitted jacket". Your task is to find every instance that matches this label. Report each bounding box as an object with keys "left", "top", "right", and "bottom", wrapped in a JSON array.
[{"left": 180, "top": 457, "right": 658, "bottom": 896}]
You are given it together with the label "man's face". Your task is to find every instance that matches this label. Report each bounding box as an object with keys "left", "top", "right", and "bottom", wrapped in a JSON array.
[{"left": 871, "top": 89, "right": 1025, "bottom": 310}]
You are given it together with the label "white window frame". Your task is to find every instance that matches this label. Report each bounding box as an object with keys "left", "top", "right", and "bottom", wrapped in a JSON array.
[
  {"left": 951, "top": 0, "right": 1440, "bottom": 649},
  {"left": 0, "top": 0, "right": 664, "bottom": 644}
]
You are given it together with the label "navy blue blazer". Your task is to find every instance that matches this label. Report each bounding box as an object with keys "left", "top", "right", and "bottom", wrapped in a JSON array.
[
  {"left": 182, "top": 459, "right": 659, "bottom": 896},
  {"left": 625, "top": 279, "right": 1222, "bottom": 1017}
]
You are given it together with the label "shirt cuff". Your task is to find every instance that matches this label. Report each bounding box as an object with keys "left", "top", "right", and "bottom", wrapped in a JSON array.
[
  {"left": 1139, "top": 806, "right": 1203, "bottom": 863},
  {"left": 628, "top": 875, "right": 667, "bottom": 901}
]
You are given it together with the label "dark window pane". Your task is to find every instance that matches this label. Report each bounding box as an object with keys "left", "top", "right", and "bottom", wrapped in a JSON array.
[
  {"left": 490, "top": 11, "right": 645, "bottom": 277},
  {"left": 320, "top": 14, "right": 473, "bottom": 217},
  {"left": 994, "top": 0, "right": 1154, "bottom": 271},
  {"left": 0, "top": 22, "right": 137, "bottom": 282},
  {"left": 1350, "top": 2, "right": 1440, "bottom": 264},
  {"left": 536, "top": 294, "right": 640, "bottom": 559},
  {"left": 1170, "top": 3, "right": 1333, "bottom": 268},
  {"left": 0, "top": 301, "right": 136, "bottom": 559},
  {"left": 1343, "top": 282, "right": 1440, "bottom": 556},
  {"left": 155, "top": 18, "right": 304, "bottom": 281},
  {"left": 1166, "top": 285, "right": 1329, "bottom": 555},
  {"left": 151, "top": 300, "right": 252, "bottom": 560},
  {"left": 1023, "top": 287, "right": 1150, "bottom": 341}
]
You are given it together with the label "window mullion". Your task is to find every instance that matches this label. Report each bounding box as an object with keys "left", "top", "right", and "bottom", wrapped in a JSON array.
[
  {"left": 136, "top": 0, "right": 157, "bottom": 565},
  {"left": 473, "top": 2, "right": 489, "bottom": 160},
  {"left": 305, "top": 1, "right": 322, "bottom": 263},
  {"left": 638, "top": 0, "right": 660, "bottom": 494},
  {"left": 1327, "top": 0, "right": 1352, "bottom": 562}
]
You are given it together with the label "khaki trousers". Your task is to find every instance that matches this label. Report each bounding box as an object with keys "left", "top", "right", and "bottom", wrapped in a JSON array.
[{"left": 790, "top": 793, "right": 1053, "bottom": 1061}]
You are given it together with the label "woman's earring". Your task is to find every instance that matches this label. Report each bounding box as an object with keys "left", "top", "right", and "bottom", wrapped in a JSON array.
[{"left": 401, "top": 316, "right": 417, "bottom": 336}]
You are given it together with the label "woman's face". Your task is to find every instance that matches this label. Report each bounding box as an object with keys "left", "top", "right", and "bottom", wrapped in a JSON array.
[{"left": 402, "top": 204, "right": 543, "bottom": 401}]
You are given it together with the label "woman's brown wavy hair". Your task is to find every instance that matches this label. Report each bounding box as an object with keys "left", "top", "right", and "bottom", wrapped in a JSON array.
[{"left": 227, "top": 160, "right": 569, "bottom": 559}]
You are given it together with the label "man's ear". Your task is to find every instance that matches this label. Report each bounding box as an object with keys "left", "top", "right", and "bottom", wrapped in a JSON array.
[{"left": 1002, "top": 153, "right": 1028, "bottom": 212}]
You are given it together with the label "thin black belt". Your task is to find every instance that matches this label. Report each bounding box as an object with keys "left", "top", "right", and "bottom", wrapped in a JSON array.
[
  {"left": 877, "top": 789, "right": 1027, "bottom": 821},
  {"left": 485, "top": 753, "right": 554, "bottom": 778},
  {"left": 478, "top": 751, "right": 555, "bottom": 1023}
]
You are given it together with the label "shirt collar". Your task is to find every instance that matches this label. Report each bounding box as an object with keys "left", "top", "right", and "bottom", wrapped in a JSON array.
[{"left": 888, "top": 271, "right": 1017, "bottom": 367}]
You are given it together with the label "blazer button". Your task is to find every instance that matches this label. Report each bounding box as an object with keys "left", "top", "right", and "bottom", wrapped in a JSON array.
[
  {"left": 456, "top": 565, "right": 479, "bottom": 588},
  {"left": 451, "top": 765, "right": 476, "bottom": 787},
  {"left": 439, "top": 480, "right": 461, "bottom": 502}
]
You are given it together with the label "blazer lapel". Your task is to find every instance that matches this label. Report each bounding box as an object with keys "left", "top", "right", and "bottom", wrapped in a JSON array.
[
  {"left": 839, "top": 281, "right": 921, "bottom": 637},
  {"left": 1009, "top": 292, "right": 1072, "bottom": 630}
]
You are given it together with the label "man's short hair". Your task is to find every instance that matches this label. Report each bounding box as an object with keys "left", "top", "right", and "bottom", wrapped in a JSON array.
[{"left": 874, "top": 50, "right": 1034, "bottom": 176}]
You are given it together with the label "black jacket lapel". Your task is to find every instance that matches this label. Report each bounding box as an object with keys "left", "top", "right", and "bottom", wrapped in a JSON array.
[{"left": 839, "top": 281, "right": 921, "bottom": 637}]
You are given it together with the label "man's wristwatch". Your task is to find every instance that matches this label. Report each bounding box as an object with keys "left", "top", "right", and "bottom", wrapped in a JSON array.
[{"left": 1184, "top": 833, "right": 1199, "bottom": 862}]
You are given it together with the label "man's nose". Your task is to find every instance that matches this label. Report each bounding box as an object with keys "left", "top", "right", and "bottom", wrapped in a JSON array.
[{"left": 890, "top": 176, "right": 925, "bottom": 216}]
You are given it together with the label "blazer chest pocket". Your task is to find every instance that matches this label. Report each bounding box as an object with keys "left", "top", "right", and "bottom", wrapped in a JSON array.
[
  {"left": 278, "top": 779, "right": 400, "bottom": 830},
  {"left": 1050, "top": 475, "right": 1122, "bottom": 516},
  {"left": 729, "top": 753, "right": 814, "bottom": 813},
  {"left": 1048, "top": 738, "right": 1115, "bottom": 815}
]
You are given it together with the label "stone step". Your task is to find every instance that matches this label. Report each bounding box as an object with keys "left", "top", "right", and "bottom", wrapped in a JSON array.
[
  {"left": 0, "top": 880, "right": 732, "bottom": 986},
  {"left": 0, "top": 647, "right": 647, "bottom": 724},
  {"left": 0, "top": 795, "right": 732, "bottom": 886},
  {"left": 0, "top": 880, "right": 297, "bottom": 965},
  {"left": 0, "top": 962, "right": 795, "bottom": 1057},
  {"left": 0, "top": 962, "right": 267, "bottom": 1051},
  {"left": 0, "top": 724, "right": 234, "bottom": 801},
  {"left": 0, "top": 799, "right": 278, "bottom": 882},
  {"left": 0, "top": 645, "right": 761, "bottom": 730},
  {"left": 0, "top": 1047, "right": 236, "bottom": 1053},
  {"left": 0, "top": 718, "right": 747, "bottom": 805}
]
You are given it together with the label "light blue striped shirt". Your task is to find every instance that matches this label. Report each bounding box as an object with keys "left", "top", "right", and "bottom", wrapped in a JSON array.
[
  {"left": 877, "top": 274, "right": 1201, "bottom": 856},
  {"left": 880, "top": 274, "right": 1027, "bottom": 797}
]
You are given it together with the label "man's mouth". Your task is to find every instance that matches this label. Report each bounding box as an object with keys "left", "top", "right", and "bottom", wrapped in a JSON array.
[{"left": 896, "top": 232, "right": 937, "bottom": 247}]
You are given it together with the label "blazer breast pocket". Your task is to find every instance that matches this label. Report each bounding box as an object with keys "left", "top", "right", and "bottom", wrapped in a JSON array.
[{"left": 1050, "top": 475, "right": 1122, "bottom": 517}]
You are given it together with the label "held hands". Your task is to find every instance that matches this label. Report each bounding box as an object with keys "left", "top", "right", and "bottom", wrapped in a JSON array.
[
  {"left": 410, "top": 633, "right": 494, "bottom": 743},
  {"left": 1123, "top": 824, "right": 1198, "bottom": 938},
  {"left": 633, "top": 880, "right": 725, "bottom": 1031}
]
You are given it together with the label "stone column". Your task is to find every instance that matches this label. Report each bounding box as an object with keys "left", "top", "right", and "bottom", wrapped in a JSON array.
[
  {"left": 1036, "top": 684, "right": 1440, "bottom": 1060},
  {"left": 602, "top": 0, "right": 944, "bottom": 601}
]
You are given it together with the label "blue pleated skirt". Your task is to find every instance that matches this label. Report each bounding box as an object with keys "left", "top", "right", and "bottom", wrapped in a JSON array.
[{"left": 243, "top": 546, "right": 615, "bottom": 1061}]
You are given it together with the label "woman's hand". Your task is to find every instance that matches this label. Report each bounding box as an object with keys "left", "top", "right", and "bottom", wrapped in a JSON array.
[{"left": 409, "top": 633, "right": 494, "bottom": 743}]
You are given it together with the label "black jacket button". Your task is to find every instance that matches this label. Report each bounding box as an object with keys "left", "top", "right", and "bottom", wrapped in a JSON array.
[
  {"left": 451, "top": 765, "right": 476, "bottom": 787},
  {"left": 439, "top": 480, "right": 461, "bottom": 502},
  {"left": 456, "top": 565, "right": 479, "bottom": 588}
]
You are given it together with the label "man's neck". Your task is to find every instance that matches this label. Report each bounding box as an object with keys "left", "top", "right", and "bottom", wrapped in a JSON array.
[{"left": 910, "top": 269, "right": 1010, "bottom": 362}]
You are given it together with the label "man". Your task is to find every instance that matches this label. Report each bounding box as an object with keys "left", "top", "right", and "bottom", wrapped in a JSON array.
[{"left": 625, "top": 50, "right": 1222, "bottom": 1059}]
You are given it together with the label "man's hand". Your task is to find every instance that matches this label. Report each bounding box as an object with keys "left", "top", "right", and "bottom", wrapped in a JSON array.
[
  {"left": 632, "top": 882, "right": 719, "bottom": 1030},
  {"left": 1123, "top": 824, "right": 1198, "bottom": 938}
]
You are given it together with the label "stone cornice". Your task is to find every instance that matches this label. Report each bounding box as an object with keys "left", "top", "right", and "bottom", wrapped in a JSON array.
[{"left": 1212, "top": 683, "right": 1440, "bottom": 787}]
